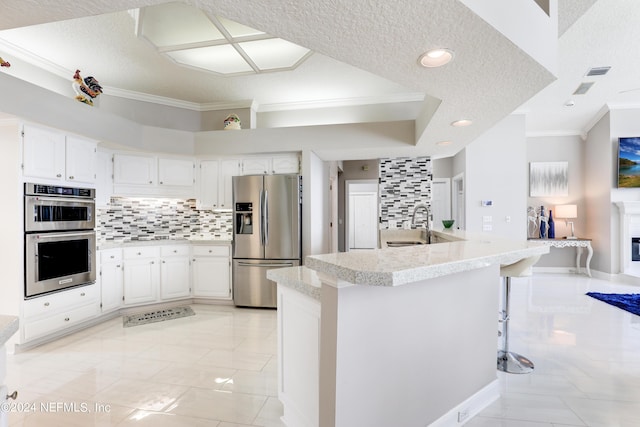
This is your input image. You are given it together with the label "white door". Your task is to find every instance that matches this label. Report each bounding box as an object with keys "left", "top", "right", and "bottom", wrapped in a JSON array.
[
  {"left": 160, "top": 256, "right": 191, "bottom": 299},
  {"left": 349, "top": 192, "right": 378, "bottom": 249},
  {"left": 22, "top": 124, "right": 66, "bottom": 181},
  {"left": 100, "top": 261, "right": 123, "bottom": 312},
  {"left": 219, "top": 159, "right": 241, "bottom": 209},
  {"left": 192, "top": 256, "right": 231, "bottom": 299},
  {"left": 123, "top": 258, "right": 159, "bottom": 305},
  {"left": 431, "top": 178, "right": 451, "bottom": 227},
  {"left": 113, "top": 153, "right": 157, "bottom": 186},
  {"left": 65, "top": 135, "right": 97, "bottom": 184},
  {"left": 198, "top": 160, "right": 220, "bottom": 209},
  {"left": 452, "top": 173, "right": 465, "bottom": 230}
]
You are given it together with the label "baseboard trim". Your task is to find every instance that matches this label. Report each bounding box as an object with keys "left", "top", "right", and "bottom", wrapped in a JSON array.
[{"left": 429, "top": 379, "right": 499, "bottom": 426}]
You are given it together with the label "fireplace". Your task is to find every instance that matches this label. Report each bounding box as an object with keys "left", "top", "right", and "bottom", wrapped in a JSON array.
[
  {"left": 633, "top": 238, "right": 640, "bottom": 262},
  {"left": 615, "top": 201, "right": 640, "bottom": 275}
]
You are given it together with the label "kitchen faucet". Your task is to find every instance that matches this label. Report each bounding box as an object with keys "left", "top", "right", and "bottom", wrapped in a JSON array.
[{"left": 411, "top": 203, "right": 431, "bottom": 243}]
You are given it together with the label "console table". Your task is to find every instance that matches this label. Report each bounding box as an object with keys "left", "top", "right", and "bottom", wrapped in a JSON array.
[{"left": 529, "top": 238, "right": 593, "bottom": 277}]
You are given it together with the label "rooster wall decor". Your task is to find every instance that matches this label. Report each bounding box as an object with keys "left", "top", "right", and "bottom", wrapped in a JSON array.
[
  {"left": 72, "top": 69, "right": 102, "bottom": 106},
  {"left": 0, "top": 57, "right": 10, "bottom": 68}
]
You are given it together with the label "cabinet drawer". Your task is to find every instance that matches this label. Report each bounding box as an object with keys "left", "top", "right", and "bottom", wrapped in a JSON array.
[
  {"left": 123, "top": 246, "right": 161, "bottom": 259},
  {"left": 101, "top": 248, "right": 123, "bottom": 263},
  {"left": 192, "top": 245, "right": 230, "bottom": 257},
  {"left": 23, "top": 303, "right": 98, "bottom": 342},
  {"left": 23, "top": 284, "right": 99, "bottom": 319},
  {"left": 161, "top": 245, "right": 190, "bottom": 257}
]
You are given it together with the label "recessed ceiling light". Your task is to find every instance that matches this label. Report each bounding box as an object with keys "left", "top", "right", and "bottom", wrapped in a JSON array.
[
  {"left": 418, "top": 48, "right": 454, "bottom": 68},
  {"left": 451, "top": 119, "right": 472, "bottom": 127},
  {"left": 436, "top": 140, "right": 452, "bottom": 146}
]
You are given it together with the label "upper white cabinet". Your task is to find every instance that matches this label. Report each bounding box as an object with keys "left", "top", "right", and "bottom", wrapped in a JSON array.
[
  {"left": 22, "top": 123, "right": 97, "bottom": 185},
  {"left": 158, "top": 157, "right": 195, "bottom": 187},
  {"left": 241, "top": 153, "right": 300, "bottom": 175},
  {"left": 113, "top": 153, "right": 157, "bottom": 186},
  {"left": 113, "top": 153, "right": 195, "bottom": 198},
  {"left": 197, "top": 158, "right": 240, "bottom": 210},
  {"left": 95, "top": 149, "right": 114, "bottom": 207}
]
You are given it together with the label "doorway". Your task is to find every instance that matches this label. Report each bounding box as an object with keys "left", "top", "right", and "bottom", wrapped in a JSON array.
[
  {"left": 345, "top": 180, "right": 379, "bottom": 250},
  {"left": 452, "top": 173, "right": 465, "bottom": 229},
  {"left": 431, "top": 178, "right": 451, "bottom": 226}
]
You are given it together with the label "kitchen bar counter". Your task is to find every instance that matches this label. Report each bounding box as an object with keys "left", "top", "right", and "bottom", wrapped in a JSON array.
[
  {"left": 0, "top": 315, "right": 19, "bottom": 347},
  {"left": 267, "top": 231, "right": 549, "bottom": 427},
  {"left": 98, "top": 237, "right": 231, "bottom": 250}
]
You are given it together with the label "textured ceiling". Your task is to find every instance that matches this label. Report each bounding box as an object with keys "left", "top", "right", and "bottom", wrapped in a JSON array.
[{"left": 1, "top": 0, "right": 627, "bottom": 159}]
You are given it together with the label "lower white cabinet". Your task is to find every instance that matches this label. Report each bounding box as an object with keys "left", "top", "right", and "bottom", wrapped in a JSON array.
[
  {"left": 123, "top": 247, "right": 160, "bottom": 305},
  {"left": 99, "top": 248, "right": 123, "bottom": 313},
  {"left": 192, "top": 245, "right": 232, "bottom": 299},
  {"left": 22, "top": 283, "right": 99, "bottom": 342},
  {"left": 160, "top": 245, "right": 191, "bottom": 300}
]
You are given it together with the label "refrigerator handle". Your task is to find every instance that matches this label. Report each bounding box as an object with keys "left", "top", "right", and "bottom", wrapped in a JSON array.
[
  {"left": 264, "top": 189, "right": 269, "bottom": 247},
  {"left": 259, "top": 189, "right": 265, "bottom": 246}
]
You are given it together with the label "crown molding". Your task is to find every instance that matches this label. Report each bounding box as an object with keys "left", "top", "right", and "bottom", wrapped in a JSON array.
[
  {"left": 258, "top": 93, "right": 426, "bottom": 112},
  {"left": 0, "top": 38, "right": 70, "bottom": 79},
  {"left": 526, "top": 130, "right": 587, "bottom": 140}
]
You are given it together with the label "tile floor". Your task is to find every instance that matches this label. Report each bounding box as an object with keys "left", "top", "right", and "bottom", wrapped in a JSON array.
[{"left": 3, "top": 273, "right": 640, "bottom": 426}]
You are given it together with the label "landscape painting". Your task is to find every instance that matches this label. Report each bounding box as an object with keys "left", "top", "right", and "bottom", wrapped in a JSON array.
[
  {"left": 618, "top": 137, "right": 640, "bottom": 188},
  {"left": 529, "top": 162, "right": 569, "bottom": 197}
]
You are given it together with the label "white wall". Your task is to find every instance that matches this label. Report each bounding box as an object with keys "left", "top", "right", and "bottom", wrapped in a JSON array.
[
  {"left": 303, "top": 150, "right": 331, "bottom": 259},
  {"left": 463, "top": 114, "right": 527, "bottom": 238},
  {"left": 0, "top": 120, "right": 23, "bottom": 322}
]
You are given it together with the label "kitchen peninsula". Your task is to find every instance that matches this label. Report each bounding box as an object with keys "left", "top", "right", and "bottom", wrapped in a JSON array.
[{"left": 267, "top": 229, "right": 549, "bottom": 427}]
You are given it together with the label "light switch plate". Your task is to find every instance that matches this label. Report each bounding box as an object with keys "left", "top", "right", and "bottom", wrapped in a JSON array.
[{"left": 483, "top": 216, "right": 492, "bottom": 223}]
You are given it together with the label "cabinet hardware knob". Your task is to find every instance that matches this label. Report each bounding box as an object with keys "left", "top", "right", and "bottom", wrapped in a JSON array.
[
  {"left": 44, "top": 302, "right": 50, "bottom": 307},
  {"left": 173, "top": 250, "right": 177, "bottom": 253},
  {"left": 69, "top": 176, "right": 74, "bottom": 179},
  {"left": 151, "top": 261, "right": 155, "bottom": 264},
  {"left": 149, "top": 181, "right": 153, "bottom": 184},
  {"left": 209, "top": 250, "right": 212, "bottom": 253},
  {"left": 6, "top": 391, "right": 18, "bottom": 400},
  {"left": 56, "top": 174, "right": 62, "bottom": 178},
  {"left": 80, "top": 292, "right": 85, "bottom": 296},
  {"left": 160, "top": 181, "right": 163, "bottom": 184},
  {"left": 162, "top": 261, "right": 165, "bottom": 264},
  {"left": 192, "top": 259, "right": 196, "bottom": 262},
  {"left": 137, "top": 252, "right": 141, "bottom": 255},
  {"left": 117, "top": 264, "right": 121, "bottom": 268},
  {"left": 64, "top": 317, "right": 70, "bottom": 321},
  {"left": 110, "top": 255, "right": 115, "bottom": 259}
]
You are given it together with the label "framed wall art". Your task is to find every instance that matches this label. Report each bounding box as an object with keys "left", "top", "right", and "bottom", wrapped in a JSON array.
[{"left": 529, "top": 161, "right": 568, "bottom": 197}]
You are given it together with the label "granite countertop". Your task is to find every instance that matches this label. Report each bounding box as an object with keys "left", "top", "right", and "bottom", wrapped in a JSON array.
[
  {"left": 0, "top": 315, "right": 19, "bottom": 346},
  {"left": 266, "top": 266, "right": 321, "bottom": 301},
  {"left": 303, "top": 230, "right": 549, "bottom": 287}
]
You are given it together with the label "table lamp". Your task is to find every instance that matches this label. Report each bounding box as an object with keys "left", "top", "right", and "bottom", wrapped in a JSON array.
[{"left": 555, "top": 204, "right": 577, "bottom": 239}]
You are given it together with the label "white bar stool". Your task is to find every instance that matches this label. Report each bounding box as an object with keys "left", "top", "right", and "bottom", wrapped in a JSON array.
[{"left": 497, "top": 255, "right": 541, "bottom": 374}]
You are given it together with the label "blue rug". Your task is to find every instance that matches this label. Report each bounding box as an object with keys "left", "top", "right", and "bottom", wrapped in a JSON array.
[{"left": 586, "top": 292, "right": 640, "bottom": 317}]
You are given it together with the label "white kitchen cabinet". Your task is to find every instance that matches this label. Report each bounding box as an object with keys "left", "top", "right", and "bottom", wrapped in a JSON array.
[
  {"left": 95, "top": 149, "right": 113, "bottom": 207},
  {"left": 192, "top": 245, "right": 232, "bottom": 299},
  {"left": 158, "top": 157, "right": 195, "bottom": 187},
  {"left": 22, "top": 283, "right": 99, "bottom": 342},
  {"left": 160, "top": 245, "right": 191, "bottom": 300},
  {"left": 197, "top": 159, "right": 240, "bottom": 210},
  {"left": 242, "top": 157, "right": 271, "bottom": 175},
  {"left": 22, "top": 123, "right": 97, "bottom": 185},
  {"left": 241, "top": 154, "right": 300, "bottom": 175},
  {"left": 113, "top": 153, "right": 157, "bottom": 186},
  {"left": 122, "top": 247, "right": 160, "bottom": 305},
  {"left": 99, "top": 248, "right": 123, "bottom": 313}
]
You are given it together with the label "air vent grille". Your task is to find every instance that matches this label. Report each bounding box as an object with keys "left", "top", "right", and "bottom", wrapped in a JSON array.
[
  {"left": 573, "top": 82, "right": 595, "bottom": 95},
  {"left": 586, "top": 66, "right": 611, "bottom": 77}
]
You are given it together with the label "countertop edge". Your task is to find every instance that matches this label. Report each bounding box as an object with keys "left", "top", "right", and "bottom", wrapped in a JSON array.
[
  {"left": 267, "top": 266, "right": 321, "bottom": 301},
  {"left": 0, "top": 315, "right": 19, "bottom": 347}
]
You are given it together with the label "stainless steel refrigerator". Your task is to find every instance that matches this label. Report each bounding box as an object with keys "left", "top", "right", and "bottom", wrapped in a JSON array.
[{"left": 232, "top": 174, "right": 302, "bottom": 308}]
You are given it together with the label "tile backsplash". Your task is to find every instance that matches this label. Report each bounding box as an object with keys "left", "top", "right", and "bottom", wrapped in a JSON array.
[
  {"left": 379, "top": 156, "right": 432, "bottom": 229},
  {"left": 97, "top": 197, "right": 232, "bottom": 242}
]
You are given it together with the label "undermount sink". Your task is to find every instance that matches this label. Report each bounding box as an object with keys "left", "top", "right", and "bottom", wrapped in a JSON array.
[{"left": 386, "top": 241, "right": 426, "bottom": 247}]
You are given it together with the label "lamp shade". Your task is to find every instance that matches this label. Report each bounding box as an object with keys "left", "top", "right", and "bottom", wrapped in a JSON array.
[{"left": 555, "top": 204, "right": 577, "bottom": 219}]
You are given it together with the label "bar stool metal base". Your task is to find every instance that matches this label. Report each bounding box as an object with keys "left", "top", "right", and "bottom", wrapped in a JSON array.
[{"left": 497, "top": 350, "right": 534, "bottom": 374}]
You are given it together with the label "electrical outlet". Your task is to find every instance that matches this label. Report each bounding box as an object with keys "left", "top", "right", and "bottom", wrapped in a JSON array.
[
  {"left": 457, "top": 408, "right": 470, "bottom": 422},
  {"left": 483, "top": 216, "right": 492, "bottom": 223},
  {"left": 483, "top": 224, "right": 492, "bottom": 231}
]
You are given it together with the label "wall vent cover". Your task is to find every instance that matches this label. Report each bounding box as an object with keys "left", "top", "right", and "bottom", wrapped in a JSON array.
[
  {"left": 573, "top": 82, "right": 595, "bottom": 95},
  {"left": 586, "top": 66, "right": 611, "bottom": 77}
]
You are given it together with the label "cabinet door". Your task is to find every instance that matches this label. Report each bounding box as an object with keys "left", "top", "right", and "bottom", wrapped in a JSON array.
[
  {"left": 198, "top": 160, "right": 220, "bottom": 209},
  {"left": 95, "top": 150, "right": 113, "bottom": 207},
  {"left": 192, "top": 256, "right": 231, "bottom": 299},
  {"left": 123, "top": 258, "right": 159, "bottom": 305},
  {"left": 100, "top": 261, "right": 123, "bottom": 312},
  {"left": 158, "top": 158, "right": 195, "bottom": 187},
  {"left": 219, "top": 159, "right": 240, "bottom": 209},
  {"left": 242, "top": 157, "right": 270, "bottom": 175},
  {"left": 65, "top": 135, "right": 97, "bottom": 184},
  {"left": 22, "top": 124, "right": 66, "bottom": 181},
  {"left": 160, "top": 256, "right": 191, "bottom": 299},
  {"left": 271, "top": 155, "right": 300, "bottom": 174},
  {"left": 113, "top": 153, "right": 157, "bottom": 186}
]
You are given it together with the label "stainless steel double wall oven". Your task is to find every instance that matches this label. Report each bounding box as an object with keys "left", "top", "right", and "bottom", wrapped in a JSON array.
[{"left": 24, "top": 183, "right": 96, "bottom": 298}]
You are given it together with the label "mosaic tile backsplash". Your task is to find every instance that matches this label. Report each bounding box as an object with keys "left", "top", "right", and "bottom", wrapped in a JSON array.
[
  {"left": 97, "top": 197, "right": 233, "bottom": 243},
  {"left": 379, "top": 157, "right": 432, "bottom": 229}
]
